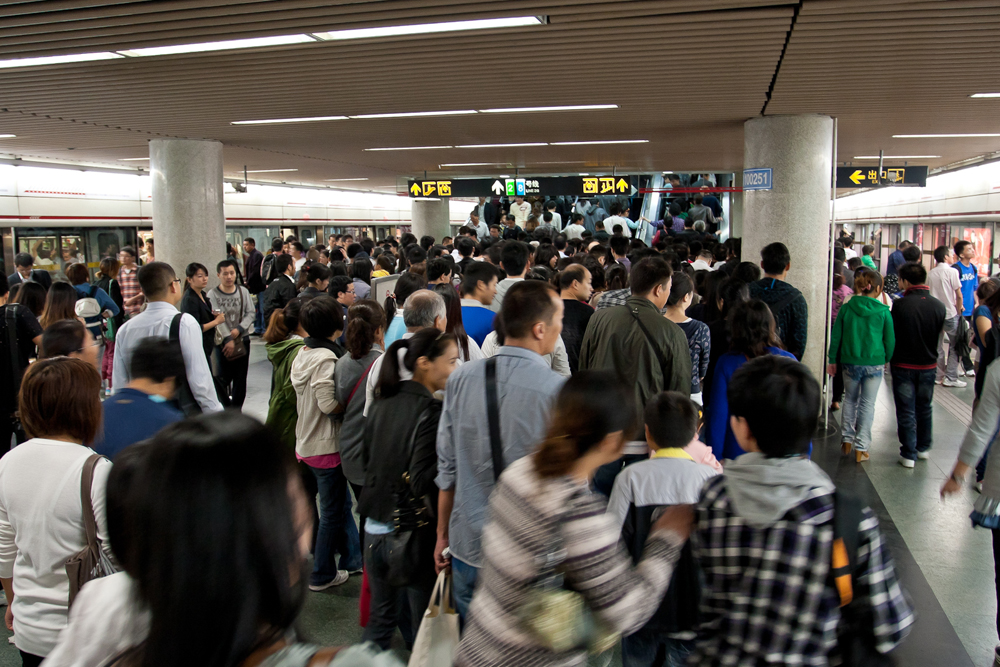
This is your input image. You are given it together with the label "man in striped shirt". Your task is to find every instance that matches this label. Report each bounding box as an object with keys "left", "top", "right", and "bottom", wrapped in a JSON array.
[{"left": 117, "top": 246, "right": 143, "bottom": 317}]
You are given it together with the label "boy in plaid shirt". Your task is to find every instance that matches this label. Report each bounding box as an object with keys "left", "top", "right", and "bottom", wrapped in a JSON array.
[{"left": 690, "top": 355, "right": 913, "bottom": 666}]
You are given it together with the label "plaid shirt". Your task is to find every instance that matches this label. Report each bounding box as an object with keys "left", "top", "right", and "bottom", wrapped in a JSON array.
[
  {"left": 118, "top": 265, "right": 141, "bottom": 315},
  {"left": 690, "top": 476, "right": 914, "bottom": 666},
  {"left": 595, "top": 288, "right": 631, "bottom": 310}
]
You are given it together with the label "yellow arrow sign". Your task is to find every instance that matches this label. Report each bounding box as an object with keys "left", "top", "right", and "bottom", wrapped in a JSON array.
[
  {"left": 849, "top": 170, "right": 865, "bottom": 185},
  {"left": 410, "top": 183, "right": 421, "bottom": 196},
  {"left": 616, "top": 178, "right": 629, "bottom": 193}
]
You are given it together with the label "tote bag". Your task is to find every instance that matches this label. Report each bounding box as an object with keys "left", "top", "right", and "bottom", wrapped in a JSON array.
[{"left": 407, "top": 570, "right": 460, "bottom": 667}]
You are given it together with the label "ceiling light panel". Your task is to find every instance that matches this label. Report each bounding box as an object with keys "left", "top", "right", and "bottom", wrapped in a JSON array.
[
  {"left": 457, "top": 143, "right": 547, "bottom": 148},
  {"left": 0, "top": 135, "right": 16, "bottom": 139},
  {"left": 117, "top": 34, "right": 315, "bottom": 57},
  {"left": 323, "top": 178, "right": 369, "bottom": 181},
  {"left": 853, "top": 155, "right": 941, "bottom": 159},
  {"left": 232, "top": 116, "right": 348, "bottom": 125},
  {"left": 350, "top": 110, "right": 477, "bottom": 119},
  {"left": 119, "top": 157, "right": 149, "bottom": 160},
  {"left": 480, "top": 105, "right": 618, "bottom": 113},
  {"left": 313, "top": 16, "right": 544, "bottom": 41},
  {"left": 550, "top": 140, "right": 649, "bottom": 146},
  {"left": 0, "top": 52, "right": 124, "bottom": 69},
  {"left": 364, "top": 146, "right": 453, "bottom": 151},
  {"left": 439, "top": 162, "right": 512, "bottom": 167},
  {"left": 243, "top": 168, "right": 298, "bottom": 173},
  {"left": 970, "top": 93, "right": 1000, "bottom": 98},
  {"left": 893, "top": 134, "right": 1000, "bottom": 138}
]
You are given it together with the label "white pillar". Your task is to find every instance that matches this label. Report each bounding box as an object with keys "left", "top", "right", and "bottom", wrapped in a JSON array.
[
  {"left": 150, "top": 139, "right": 226, "bottom": 287},
  {"left": 411, "top": 198, "right": 451, "bottom": 244},
  {"left": 730, "top": 170, "right": 743, "bottom": 238},
  {"left": 743, "top": 115, "right": 834, "bottom": 379}
]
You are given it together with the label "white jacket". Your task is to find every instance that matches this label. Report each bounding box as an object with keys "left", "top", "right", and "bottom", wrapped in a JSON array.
[{"left": 290, "top": 346, "right": 342, "bottom": 459}]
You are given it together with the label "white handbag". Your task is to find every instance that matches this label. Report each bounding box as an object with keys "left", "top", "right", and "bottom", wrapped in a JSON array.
[{"left": 407, "top": 570, "right": 460, "bottom": 667}]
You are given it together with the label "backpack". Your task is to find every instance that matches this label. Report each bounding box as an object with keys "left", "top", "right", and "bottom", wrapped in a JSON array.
[
  {"left": 262, "top": 254, "right": 278, "bottom": 286},
  {"left": 74, "top": 285, "right": 102, "bottom": 319},
  {"left": 169, "top": 314, "right": 203, "bottom": 417}
]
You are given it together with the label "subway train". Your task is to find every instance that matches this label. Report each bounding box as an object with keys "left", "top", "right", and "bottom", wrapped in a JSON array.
[
  {"left": 0, "top": 163, "right": 471, "bottom": 277},
  {"left": 835, "top": 159, "right": 1000, "bottom": 277}
]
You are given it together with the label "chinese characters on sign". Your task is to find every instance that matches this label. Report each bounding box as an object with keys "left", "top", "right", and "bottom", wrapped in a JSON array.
[{"left": 582, "top": 177, "right": 631, "bottom": 194}]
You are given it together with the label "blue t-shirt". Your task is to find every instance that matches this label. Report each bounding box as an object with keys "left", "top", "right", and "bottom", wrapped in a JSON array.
[
  {"left": 955, "top": 262, "right": 979, "bottom": 316},
  {"left": 91, "top": 388, "right": 184, "bottom": 460},
  {"left": 461, "top": 304, "right": 496, "bottom": 347},
  {"left": 973, "top": 304, "right": 992, "bottom": 353},
  {"left": 384, "top": 313, "right": 407, "bottom": 347}
]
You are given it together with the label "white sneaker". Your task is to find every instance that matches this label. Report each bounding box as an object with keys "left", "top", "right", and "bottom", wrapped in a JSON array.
[
  {"left": 898, "top": 456, "right": 915, "bottom": 469},
  {"left": 916, "top": 451, "right": 930, "bottom": 460},
  {"left": 966, "top": 369, "right": 976, "bottom": 377},
  {"left": 943, "top": 378, "right": 968, "bottom": 388},
  {"left": 308, "top": 570, "right": 349, "bottom": 591},
  {"left": 935, "top": 379, "right": 943, "bottom": 385}
]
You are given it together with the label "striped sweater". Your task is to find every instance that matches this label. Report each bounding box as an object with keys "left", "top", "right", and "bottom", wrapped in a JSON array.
[{"left": 456, "top": 456, "right": 685, "bottom": 667}]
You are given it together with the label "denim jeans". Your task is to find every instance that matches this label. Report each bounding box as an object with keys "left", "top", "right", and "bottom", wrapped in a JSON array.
[
  {"left": 891, "top": 366, "right": 936, "bottom": 460},
  {"left": 309, "top": 465, "right": 362, "bottom": 586},
  {"left": 362, "top": 532, "right": 435, "bottom": 650},
  {"left": 937, "top": 315, "right": 961, "bottom": 382},
  {"left": 841, "top": 364, "right": 883, "bottom": 452},
  {"left": 451, "top": 556, "right": 480, "bottom": 625},
  {"left": 621, "top": 628, "right": 694, "bottom": 667},
  {"left": 253, "top": 293, "right": 265, "bottom": 334}
]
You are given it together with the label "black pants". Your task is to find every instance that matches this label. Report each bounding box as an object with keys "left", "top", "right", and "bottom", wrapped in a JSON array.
[
  {"left": 832, "top": 363, "right": 845, "bottom": 405},
  {"left": 962, "top": 315, "right": 976, "bottom": 373},
  {"left": 350, "top": 482, "right": 366, "bottom": 538},
  {"left": 216, "top": 338, "right": 251, "bottom": 408},
  {"left": 362, "top": 532, "right": 435, "bottom": 650},
  {"left": 300, "top": 461, "right": 320, "bottom": 553},
  {"left": 20, "top": 651, "right": 43, "bottom": 667}
]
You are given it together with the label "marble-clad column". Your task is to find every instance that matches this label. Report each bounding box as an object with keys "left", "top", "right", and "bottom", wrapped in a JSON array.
[{"left": 411, "top": 197, "right": 451, "bottom": 243}]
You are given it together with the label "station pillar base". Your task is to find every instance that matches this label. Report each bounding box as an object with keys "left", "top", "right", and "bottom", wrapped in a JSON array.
[{"left": 411, "top": 198, "right": 451, "bottom": 243}]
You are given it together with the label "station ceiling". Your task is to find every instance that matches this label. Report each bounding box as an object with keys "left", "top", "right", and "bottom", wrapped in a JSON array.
[{"left": 0, "top": 0, "right": 997, "bottom": 193}]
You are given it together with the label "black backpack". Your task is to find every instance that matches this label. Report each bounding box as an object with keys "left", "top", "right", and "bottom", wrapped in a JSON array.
[
  {"left": 168, "top": 314, "right": 203, "bottom": 417},
  {"left": 262, "top": 254, "right": 278, "bottom": 286}
]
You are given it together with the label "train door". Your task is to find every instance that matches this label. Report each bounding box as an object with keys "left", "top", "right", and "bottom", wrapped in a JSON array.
[{"left": 950, "top": 223, "right": 995, "bottom": 278}]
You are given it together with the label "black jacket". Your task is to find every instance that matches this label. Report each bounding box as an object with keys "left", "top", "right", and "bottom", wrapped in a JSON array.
[
  {"left": 244, "top": 248, "right": 265, "bottom": 294},
  {"left": 748, "top": 278, "right": 808, "bottom": 361},
  {"left": 8, "top": 270, "right": 52, "bottom": 291},
  {"left": 359, "top": 381, "right": 441, "bottom": 524},
  {"left": 261, "top": 274, "right": 297, "bottom": 325},
  {"left": 179, "top": 288, "right": 216, "bottom": 362},
  {"left": 890, "top": 286, "right": 946, "bottom": 368}
]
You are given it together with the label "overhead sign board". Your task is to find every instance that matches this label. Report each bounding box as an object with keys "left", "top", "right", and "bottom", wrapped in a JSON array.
[
  {"left": 407, "top": 175, "right": 639, "bottom": 198},
  {"left": 836, "top": 165, "right": 928, "bottom": 189},
  {"left": 742, "top": 168, "right": 772, "bottom": 191}
]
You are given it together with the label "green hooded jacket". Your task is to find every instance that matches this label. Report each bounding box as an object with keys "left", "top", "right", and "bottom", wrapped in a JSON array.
[
  {"left": 266, "top": 337, "right": 305, "bottom": 450},
  {"left": 828, "top": 295, "right": 895, "bottom": 366}
]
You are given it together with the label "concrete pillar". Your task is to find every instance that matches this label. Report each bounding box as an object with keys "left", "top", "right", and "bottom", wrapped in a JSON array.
[
  {"left": 150, "top": 139, "right": 226, "bottom": 288},
  {"left": 730, "top": 170, "right": 743, "bottom": 238},
  {"left": 411, "top": 198, "right": 451, "bottom": 244},
  {"left": 743, "top": 115, "right": 834, "bottom": 379}
]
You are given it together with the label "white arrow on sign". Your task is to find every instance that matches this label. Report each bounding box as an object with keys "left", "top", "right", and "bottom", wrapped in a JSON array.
[
  {"left": 491, "top": 180, "right": 504, "bottom": 195},
  {"left": 631, "top": 185, "right": 638, "bottom": 196}
]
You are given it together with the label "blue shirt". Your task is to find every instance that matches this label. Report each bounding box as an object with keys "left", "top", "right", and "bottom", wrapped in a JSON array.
[
  {"left": 886, "top": 250, "right": 906, "bottom": 277},
  {"left": 460, "top": 300, "right": 496, "bottom": 347},
  {"left": 384, "top": 313, "right": 407, "bottom": 347},
  {"left": 955, "top": 262, "right": 979, "bottom": 317},
  {"left": 973, "top": 304, "right": 992, "bottom": 353},
  {"left": 72, "top": 283, "right": 120, "bottom": 337},
  {"left": 91, "top": 388, "right": 183, "bottom": 459}
]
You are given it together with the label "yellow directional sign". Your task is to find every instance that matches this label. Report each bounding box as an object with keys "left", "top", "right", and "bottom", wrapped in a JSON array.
[
  {"left": 849, "top": 170, "right": 864, "bottom": 185},
  {"left": 409, "top": 180, "right": 453, "bottom": 197},
  {"left": 836, "top": 167, "right": 923, "bottom": 188},
  {"left": 409, "top": 183, "right": 420, "bottom": 196},
  {"left": 583, "top": 176, "right": 632, "bottom": 195}
]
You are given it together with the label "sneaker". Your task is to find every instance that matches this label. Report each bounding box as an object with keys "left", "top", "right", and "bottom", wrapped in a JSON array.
[
  {"left": 898, "top": 456, "right": 915, "bottom": 469},
  {"left": 935, "top": 378, "right": 943, "bottom": 385},
  {"left": 976, "top": 482, "right": 984, "bottom": 494},
  {"left": 308, "top": 570, "right": 349, "bottom": 591},
  {"left": 966, "top": 368, "right": 976, "bottom": 377},
  {"left": 943, "top": 378, "right": 968, "bottom": 388},
  {"left": 994, "top": 645, "right": 1000, "bottom": 666},
  {"left": 916, "top": 451, "right": 930, "bottom": 460}
]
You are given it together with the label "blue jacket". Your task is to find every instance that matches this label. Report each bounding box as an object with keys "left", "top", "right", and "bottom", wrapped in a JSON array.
[
  {"left": 91, "top": 388, "right": 184, "bottom": 460},
  {"left": 73, "top": 283, "right": 120, "bottom": 337},
  {"left": 885, "top": 249, "right": 906, "bottom": 277},
  {"left": 706, "top": 348, "right": 797, "bottom": 461}
]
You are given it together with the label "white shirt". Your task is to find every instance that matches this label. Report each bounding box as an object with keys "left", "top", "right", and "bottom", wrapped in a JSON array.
[
  {"left": 112, "top": 301, "right": 224, "bottom": 412},
  {"left": 480, "top": 331, "right": 571, "bottom": 378},
  {"left": 843, "top": 247, "right": 858, "bottom": 260},
  {"left": 0, "top": 440, "right": 114, "bottom": 656},
  {"left": 547, "top": 211, "right": 562, "bottom": 229},
  {"left": 928, "top": 262, "right": 962, "bottom": 319},
  {"left": 690, "top": 259, "right": 714, "bottom": 272},
  {"left": 563, "top": 223, "right": 586, "bottom": 240},
  {"left": 510, "top": 201, "right": 531, "bottom": 225},
  {"left": 294, "top": 257, "right": 307, "bottom": 271},
  {"left": 603, "top": 215, "right": 631, "bottom": 236},
  {"left": 490, "top": 276, "right": 524, "bottom": 313}
]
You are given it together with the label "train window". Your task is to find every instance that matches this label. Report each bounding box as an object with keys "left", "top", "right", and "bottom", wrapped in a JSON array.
[
  {"left": 17, "top": 235, "right": 59, "bottom": 273},
  {"left": 299, "top": 228, "right": 317, "bottom": 247},
  {"left": 61, "top": 236, "right": 84, "bottom": 267}
]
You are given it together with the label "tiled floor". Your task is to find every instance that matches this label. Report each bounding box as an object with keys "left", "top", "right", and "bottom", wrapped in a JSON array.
[{"left": 0, "top": 348, "right": 995, "bottom": 666}]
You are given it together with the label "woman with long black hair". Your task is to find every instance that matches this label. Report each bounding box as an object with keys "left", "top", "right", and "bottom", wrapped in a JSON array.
[{"left": 352, "top": 258, "right": 373, "bottom": 301}]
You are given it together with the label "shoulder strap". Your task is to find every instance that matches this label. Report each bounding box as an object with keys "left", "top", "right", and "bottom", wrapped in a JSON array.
[
  {"left": 6, "top": 306, "right": 21, "bottom": 396},
  {"left": 169, "top": 312, "right": 183, "bottom": 343},
  {"left": 485, "top": 357, "right": 504, "bottom": 481},
  {"left": 345, "top": 358, "right": 378, "bottom": 408},
  {"left": 769, "top": 290, "right": 802, "bottom": 319},
  {"left": 80, "top": 454, "right": 103, "bottom": 549},
  {"left": 831, "top": 489, "right": 865, "bottom": 607},
  {"left": 629, "top": 307, "right": 669, "bottom": 373}
]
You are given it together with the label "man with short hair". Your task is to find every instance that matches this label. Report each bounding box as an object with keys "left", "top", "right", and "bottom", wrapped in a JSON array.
[
  {"left": 491, "top": 241, "right": 529, "bottom": 312},
  {"left": 0, "top": 273, "right": 42, "bottom": 451},
  {"left": 460, "top": 262, "right": 498, "bottom": 346},
  {"left": 289, "top": 242, "right": 306, "bottom": 271},
  {"left": 610, "top": 235, "right": 631, "bottom": 272},
  {"left": 891, "top": 262, "right": 947, "bottom": 468},
  {"left": 954, "top": 239, "right": 980, "bottom": 377},
  {"left": 593, "top": 219, "right": 611, "bottom": 242},
  {"left": 509, "top": 195, "right": 531, "bottom": 226},
  {"left": 690, "top": 355, "right": 913, "bottom": 665},
  {"left": 558, "top": 264, "right": 594, "bottom": 374},
  {"left": 242, "top": 237, "right": 266, "bottom": 334},
  {"left": 112, "top": 262, "right": 223, "bottom": 413},
  {"left": 118, "top": 246, "right": 144, "bottom": 316},
  {"left": 261, "top": 254, "right": 298, "bottom": 324},
  {"left": 535, "top": 211, "right": 557, "bottom": 240},
  {"left": 476, "top": 196, "right": 498, "bottom": 231},
  {"left": 488, "top": 225, "right": 501, "bottom": 240},
  {"left": 363, "top": 290, "right": 447, "bottom": 416},
  {"left": 92, "top": 337, "right": 185, "bottom": 459},
  {"left": 435, "top": 280, "right": 566, "bottom": 620},
  {"left": 501, "top": 214, "right": 523, "bottom": 240},
  {"left": 468, "top": 210, "right": 489, "bottom": 241},
  {"left": 604, "top": 203, "right": 631, "bottom": 240},
  {"left": 544, "top": 200, "right": 562, "bottom": 229},
  {"left": 690, "top": 248, "right": 715, "bottom": 272},
  {"left": 426, "top": 258, "right": 453, "bottom": 286},
  {"left": 261, "top": 238, "right": 284, "bottom": 286},
  {"left": 208, "top": 259, "right": 255, "bottom": 408},
  {"left": 563, "top": 213, "right": 587, "bottom": 241},
  {"left": 686, "top": 193, "right": 716, "bottom": 227},
  {"left": 928, "top": 245, "right": 965, "bottom": 386},
  {"left": 748, "top": 242, "right": 808, "bottom": 360},
  {"left": 7, "top": 252, "right": 52, "bottom": 291},
  {"left": 886, "top": 239, "right": 910, "bottom": 277},
  {"left": 455, "top": 237, "right": 476, "bottom": 274}
]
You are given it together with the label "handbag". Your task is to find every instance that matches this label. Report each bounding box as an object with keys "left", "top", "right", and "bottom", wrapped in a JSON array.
[
  {"left": 408, "top": 570, "right": 460, "bottom": 667},
  {"left": 382, "top": 410, "right": 436, "bottom": 588},
  {"left": 65, "top": 454, "right": 117, "bottom": 608}
]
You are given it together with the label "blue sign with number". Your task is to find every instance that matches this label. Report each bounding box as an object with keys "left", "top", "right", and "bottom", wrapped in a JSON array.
[{"left": 743, "top": 168, "right": 773, "bottom": 191}]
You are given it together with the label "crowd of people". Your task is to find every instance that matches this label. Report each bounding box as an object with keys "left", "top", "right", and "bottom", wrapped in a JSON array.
[{"left": 22, "top": 195, "right": 1000, "bottom": 667}]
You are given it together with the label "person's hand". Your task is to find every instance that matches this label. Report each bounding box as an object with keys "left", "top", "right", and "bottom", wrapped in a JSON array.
[
  {"left": 223, "top": 340, "right": 236, "bottom": 359},
  {"left": 213, "top": 312, "right": 226, "bottom": 326},
  {"left": 434, "top": 537, "right": 450, "bottom": 574},
  {"left": 124, "top": 294, "right": 143, "bottom": 306},
  {"left": 5, "top": 603, "right": 12, "bottom": 631},
  {"left": 653, "top": 504, "right": 695, "bottom": 541},
  {"left": 942, "top": 463, "right": 971, "bottom": 498},
  {"left": 826, "top": 363, "right": 837, "bottom": 377},
  {"left": 230, "top": 328, "right": 240, "bottom": 340}
]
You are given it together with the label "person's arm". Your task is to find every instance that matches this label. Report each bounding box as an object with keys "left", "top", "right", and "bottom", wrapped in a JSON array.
[
  {"left": 434, "top": 387, "right": 458, "bottom": 572},
  {"left": 699, "top": 324, "right": 711, "bottom": 382},
  {"left": 179, "top": 315, "right": 224, "bottom": 412},
  {"left": 578, "top": 318, "right": 597, "bottom": 371},
  {"left": 550, "top": 336, "right": 571, "bottom": 378},
  {"left": 111, "top": 328, "right": 128, "bottom": 395},
  {"left": 311, "top": 357, "right": 340, "bottom": 415},
  {"left": 977, "top": 312, "right": 992, "bottom": 345},
  {"left": 0, "top": 479, "right": 15, "bottom": 632},
  {"left": 605, "top": 472, "right": 633, "bottom": 530},
  {"left": 827, "top": 306, "right": 845, "bottom": 367},
  {"left": 853, "top": 508, "right": 915, "bottom": 652},
  {"left": 97, "top": 288, "right": 120, "bottom": 317},
  {"left": 882, "top": 311, "right": 896, "bottom": 364},
  {"left": 238, "top": 287, "right": 255, "bottom": 336},
  {"left": 955, "top": 287, "right": 964, "bottom": 316},
  {"left": 944, "top": 360, "right": 1000, "bottom": 494},
  {"left": 362, "top": 355, "right": 382, "bottom": 418},
  {"left": 667, "top": 331, "right": 693, "bottom": 395},
  {"left": 409, "top": 406, "right": 443, "bottom": 498},
  {"left": 435, "top": 489, "right": 455, "bottom": 573}
]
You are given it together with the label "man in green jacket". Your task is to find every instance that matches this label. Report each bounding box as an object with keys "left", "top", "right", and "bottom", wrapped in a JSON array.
[{"left": 579, "top": 256, "right": 692, "bottom": 440}]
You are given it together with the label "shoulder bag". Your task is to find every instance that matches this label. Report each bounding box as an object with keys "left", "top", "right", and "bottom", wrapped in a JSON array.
[
  {"left": 485, "top": 357, "right": 504, "bottom": 481},
  {"left": 629, "top": 307, "right": 669, "bottom": 379},
  {"left": 169, "top": 313, "right": 203, "bottom": 416},
  {"left": 66, "top": 454, "right": 117, "bottom": 608}
]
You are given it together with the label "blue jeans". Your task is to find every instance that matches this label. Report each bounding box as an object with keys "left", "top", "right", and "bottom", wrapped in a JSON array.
[
  {"left": 253, "top": 293, "right": 265, "bottom": 334},
  {"left": 309, "top": 465, "right": 362, "bottom": 586},
  {"left": 451, "top": 556, "right": 479, "bottom": 625},
  {"left": 891, "top": 366, "right": 936, "bottom": 460},
  {"left": 622, "top": 628, "right": 694, "bottom": 667},
  {"left": 841, "top": 364, "right": 883, "bottom": 452}
]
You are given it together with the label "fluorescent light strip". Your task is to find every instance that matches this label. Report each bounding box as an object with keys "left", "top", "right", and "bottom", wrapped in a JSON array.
[
  {"left": 117, "top": 34, "right": 314, "bottom": 57},
  {"left": 365, "top": 146, "right": 453, "bottom": 151},
  {"left": 0, "top": 52, "right": 124, "bottom": 69},
  {"left": 457, "top": 143, "right": 547, "bottom": 148},
  {"left": 0, "top": 135, "right": 16, "bottom": 139},
  {"left": 480, "top": 104, "right": 618, "bottom": 113},
  {"left": 350, "top": 110, "right": 477, "bottom": 119},
  {"left": 439, "top": 162, "right": 511, "bottom": 167},
  {"left": 970, "top": 93, "right": 1000, "bottom": 98},
  {"left": 119, "top": 157, "right": 149, "bottom": 161},
  {"left": 893, "top": 134, "right": 1000, "bottom": 138},
  {"left": 323, "top": 178, "right": 369, "bottom": 181},
  {"left": 243, "top": 168, "right": 298, "bottom": 173},
  {"left": 232, "top": 115, "right": 348, "bottom": 125},
  {"left": 550, "top": 140, "right": 649, "bottom": 146},
  {"left": 314, "top": 16, "right": 543, "bottom": 41},
  {"left": 853, "top": 155, "right": 940, "bottom": 159}
]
